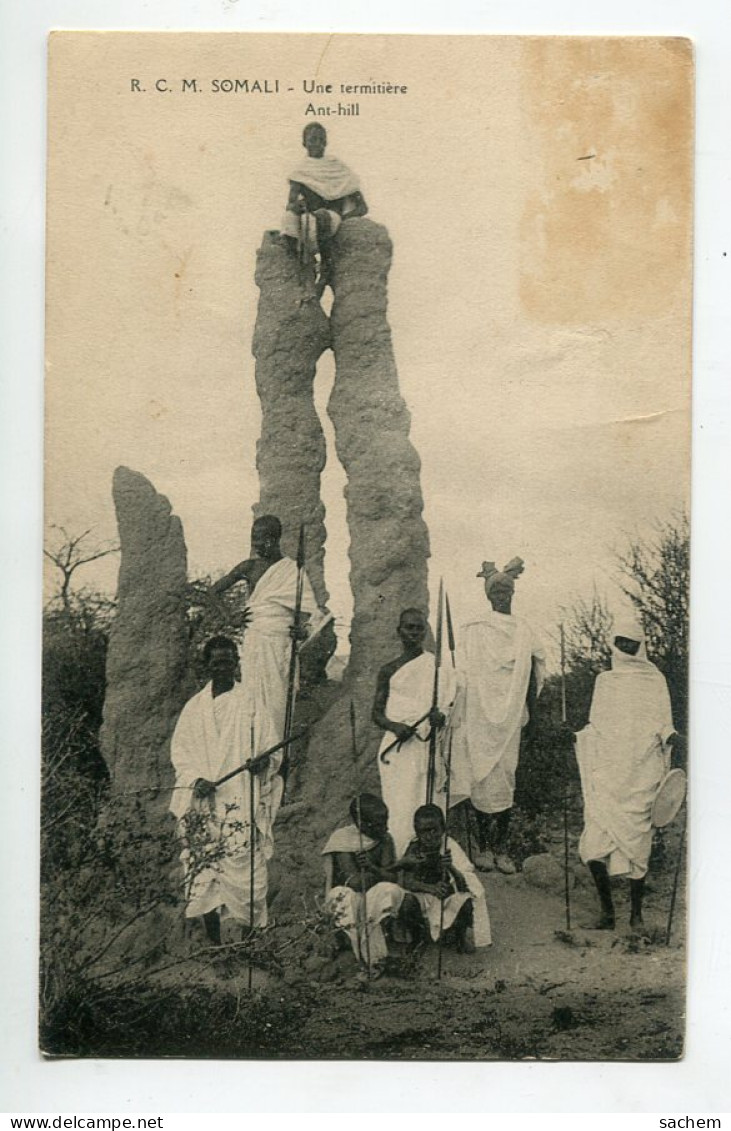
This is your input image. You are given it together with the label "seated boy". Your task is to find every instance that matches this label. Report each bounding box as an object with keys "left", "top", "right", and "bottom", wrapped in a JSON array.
[
  {"left": 321, "top": 793, "right": 421, "bottom": 978},
  {"left": 397, "top": 804, "right": 493, "bottom": 953}
]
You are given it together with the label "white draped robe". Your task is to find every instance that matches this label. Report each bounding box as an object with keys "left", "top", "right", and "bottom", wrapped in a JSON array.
[
  {"left": 169, "top": 683, "right": 276, "bottom": 926},
  {"left": 402, "top": 835, "right": 492, "bottom": 948},
  {"left": 450, "top": 610, "right": 545, "bottom": 814},
  {"left": 377, "top": 652, "right": 458, "bottom": 856},
  {"left": 576, "top": 649, "right": 675, "bottom": 879}
]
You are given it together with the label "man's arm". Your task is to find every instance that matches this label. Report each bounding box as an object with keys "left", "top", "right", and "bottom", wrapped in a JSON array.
[
  {"left": 347, "top": 191, "right": 368, "bottom": 217},
  {"left": 211, "top": 560, "right": 254, "bottom": 596}
]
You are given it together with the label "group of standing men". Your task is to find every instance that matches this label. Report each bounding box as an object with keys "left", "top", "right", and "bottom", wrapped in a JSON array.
[{"left": 169, "top": 514, "right": 683, "bottom": 968}]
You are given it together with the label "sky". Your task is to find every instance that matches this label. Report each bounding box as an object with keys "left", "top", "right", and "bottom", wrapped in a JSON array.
[{"left": 44, "top": 34, "right": 692, "bottom": 664}]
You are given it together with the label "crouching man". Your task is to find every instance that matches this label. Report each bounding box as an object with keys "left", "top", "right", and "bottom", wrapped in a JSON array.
[
  {"left": 321, "top": 794, "right": 421, "bottom": 979},
  {"left": 397, "top": 805, "right": 492, "bottom": 953}
]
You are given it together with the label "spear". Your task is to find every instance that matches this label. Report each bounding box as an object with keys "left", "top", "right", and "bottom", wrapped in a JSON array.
[
  {"left": 425, "top": 579, "right": 444, "bottom": 806},
  {"left": 437, "top": 590, "right": 456, "bottom": 979},
  {"left": 248, "top": 721, "right": 256, "bottom": 992},
  {"left": 211, "top": 727, "right": 308, "bottom": 789},
  {"left": 281, "top": 524, "right": 306, "bottom": 802},
  {"left": 560, "top": 622, "right": 572, "bottom": 932},
  {"left": 350, "top": 701, "right": 372, "bottom": 978}
]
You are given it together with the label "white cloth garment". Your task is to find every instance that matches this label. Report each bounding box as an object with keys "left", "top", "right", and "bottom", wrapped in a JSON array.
[
  {"left": 321, "top": 824, "right": 404, "bottom": 967},
  {"left": 280, "top": 208, "right": 342, "bottom": 253},
  {"left": 450, "top": 609, "right": 545, "bottom": 814},
  {"left": 288, "top": 154, "right": 361, "bottom": 201},
  {"left": 576, "top": 625, "right": 675, "bottom": 879},
  {"left": 240, "top": 556, "right": 328, "bottom": 826},
  {"left": 169, "top": 683, "right": 276, "bottom": 925},
  {"left": 402, "top": 836, "right": 492, "bottom": 947},
  {"left": 326, "top": 884, "right": 406, "bottom": 967},
  {"left": 377, "top": 652, "right": 458, "bottom": 856}
]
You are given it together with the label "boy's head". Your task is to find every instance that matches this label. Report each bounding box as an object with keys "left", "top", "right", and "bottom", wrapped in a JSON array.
[
  {"left": 350, "top": 793, "right": 388, "bottom": 841},
  {"left": 413, "top": 804, "right": 445, "bottom": 851}
]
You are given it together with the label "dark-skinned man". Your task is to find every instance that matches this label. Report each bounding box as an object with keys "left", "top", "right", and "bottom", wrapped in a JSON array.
[
  {"left": 396, "top": 804, "right": 492, "bottom": 953},
  {"left": 574, "top": 615, "right": 686, "bottom": 934},
  {"left": 169, "top": 636, "right": 275, "bottom": 944},
  {"left": 372, "top": 607, "right": 457, "bottom": 856},
  {"left": 212, "top": 515, "right": 330, "bottom": 826},
  {"left": 280, "top": 123, "right": 368, "bottom": 299},
  {"left": 450, "top": 558, "right": 546, "bottom": 874},
  {"left": 321, "top": 794, "right": 421, "bottom": 979}
]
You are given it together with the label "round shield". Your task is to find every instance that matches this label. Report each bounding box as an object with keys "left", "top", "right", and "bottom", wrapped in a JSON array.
[{"left": 651, "top": 768, "right": 687, "bottom": 828}]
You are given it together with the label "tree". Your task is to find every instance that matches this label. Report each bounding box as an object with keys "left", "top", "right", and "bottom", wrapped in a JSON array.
[
  {"left": 44, "top": 525, "right": 119, "bottom": 615},
  {"left": 617, "top": 512, "right": 689, "bottom": 733}
]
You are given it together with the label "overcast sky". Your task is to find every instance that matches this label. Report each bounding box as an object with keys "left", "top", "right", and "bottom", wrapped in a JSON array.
[{"left": 44, "top": 34, "right": 692, "bottom": 663}]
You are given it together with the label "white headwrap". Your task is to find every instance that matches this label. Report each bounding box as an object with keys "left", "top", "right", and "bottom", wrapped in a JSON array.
[{"left": 477, "top": 557, "right": 525, "bottom": 595}]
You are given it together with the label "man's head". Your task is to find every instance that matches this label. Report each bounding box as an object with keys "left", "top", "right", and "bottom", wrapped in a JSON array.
[
  {"left": 478, "top": 557, "right": 524, "bottom": 614},
  {"left": 611, "top": 614, "right": 645, "bottom": 658},
  {"left": 413, "top": 804, "right": 445, "bottom": 852},
  {"left": 484, "top": 575, "right": 514, "bottom": 613},
  {"left": 350, "top": 793, "right": 388, "bottom": 841},
  {"left": 251, "top": 515, "right": 282, "bottom": 559},
  {"left": 397, "top": 607, "right": 427, "bottom": 652},
  {"left": 303, "top": 123, "right": 327, "bottom": 158},
  {"left": 614, "top": 636, "right": 641, "bottom": 656},
  {"left": 202, "top": 635, "right": 238, "bottom": 679}
]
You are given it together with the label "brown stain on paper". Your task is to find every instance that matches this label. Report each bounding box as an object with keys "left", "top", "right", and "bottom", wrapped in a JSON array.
[{"left": 519, "top": 38, "right": 694, "bottom": 326}]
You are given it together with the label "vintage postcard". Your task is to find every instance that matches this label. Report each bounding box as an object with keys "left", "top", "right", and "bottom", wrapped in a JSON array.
[{"left": 43, "top": 32, "right": 692, "bottom": 1061}]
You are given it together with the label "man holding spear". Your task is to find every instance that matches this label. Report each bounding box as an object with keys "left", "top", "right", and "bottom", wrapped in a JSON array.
[
  {"left": 212, "top": 515, "right": 330, "bottom": 822},
  {"left": 169, "top": 636, "right": 279, "bottom": 944},
  {"left": 372, "top": 601, "right": 458, "bottom": 856}
]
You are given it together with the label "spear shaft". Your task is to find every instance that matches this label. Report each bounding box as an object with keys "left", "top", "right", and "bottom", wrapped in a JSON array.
[
  {"left": 350, "top": 703, "right": 372, "bottom": 978},
  {"left": 247, "top": 723, "right": 257, "bottom": 991},
  {"left": 560, "top": 622, "right": 572, "bottom": 932},
  {"left": 426, "top": 580, "right": 444, "bottom": 806},
  {"left": 281, "top": 525, "right": 306, "bottom": 801},
  {"left": 211, "top": 728, "right": 308, "bottom": 789}
]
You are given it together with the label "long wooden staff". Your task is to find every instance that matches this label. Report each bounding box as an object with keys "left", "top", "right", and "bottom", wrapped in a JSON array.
[
  {"left": 437, "top": 592, "right": 456, "bottom": 980},
  {"left": 425, "top": 579, "right": 444, "bottom": 806},
  {"left": 665, "top": 806, "right": 687, "bottom": 946},
  {"left": 560, "top": 623, "right": 572, "bottom": 932},
  {"left": 351, "top": 701, "right": 373, "bottom": 979},
  {"left": 281, "top": 525, "right": 306, "bottom": 802},
  {"left": 247, "top": 724, "right": 256, "bottom": 990}
]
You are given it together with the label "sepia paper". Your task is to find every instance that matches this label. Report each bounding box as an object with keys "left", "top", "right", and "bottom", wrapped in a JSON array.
[{"left": 43, "top": 32, "right": 693, "bottom": 1062}]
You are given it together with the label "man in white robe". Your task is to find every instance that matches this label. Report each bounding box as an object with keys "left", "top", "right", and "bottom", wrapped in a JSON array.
[
  {"left": 450, "top": 558, "right": 546, "bottom": 874},
  {"left": 280, "top": 123, "right": 368, "bottom": 298},
  {"left": 169, "top": 636, "right": 276, "bottom": 943},
  {"left": 372, "top": 607, "right": 458, "bottom": 856},
  {"left": 398, "top": 805, "right": 492, "bottom": 951},
  {"left": 213, "top": 515, "right": 330, "bottom": 826},
  {"left": 575, "top": 616, "right": 684, "bottom": 931}
]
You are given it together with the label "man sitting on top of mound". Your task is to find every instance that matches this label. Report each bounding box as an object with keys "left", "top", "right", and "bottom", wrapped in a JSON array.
[{"left": 280, "top": 123, "right": 368, "bottom": 298}]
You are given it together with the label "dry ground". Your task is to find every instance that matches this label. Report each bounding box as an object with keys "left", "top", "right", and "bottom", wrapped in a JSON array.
[{"left": 166, "top": 853, "right": 686, "bottom": 1061}]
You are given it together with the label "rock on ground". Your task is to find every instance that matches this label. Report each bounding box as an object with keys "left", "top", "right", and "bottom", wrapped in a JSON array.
[{"left": 522, "top": 853, "right": 568, "bottom": 893}]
